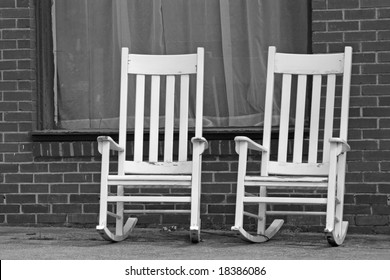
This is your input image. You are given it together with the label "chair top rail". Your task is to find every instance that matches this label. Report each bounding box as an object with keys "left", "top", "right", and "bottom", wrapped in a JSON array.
[
  {"left": 127, "top": 53, "right": 198, "bottom": 75},
  {"left": 274, "top": 52, "right": 345, "bottom": 74}
]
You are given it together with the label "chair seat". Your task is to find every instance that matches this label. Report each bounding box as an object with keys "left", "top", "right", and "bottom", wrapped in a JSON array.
[
  {"left": 107, "top": 174, "right": 192, "bottom": 186},
  {"left": 244, "top": 175, "right": 328, "bottom": 188}
]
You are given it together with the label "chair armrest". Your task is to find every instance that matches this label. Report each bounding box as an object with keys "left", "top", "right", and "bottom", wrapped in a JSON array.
[
  {"left": 329, "top": 137, "right": 350, "bottom": 155},
  {"left": 191, "top": 136, "right": 208, "bottom": 154},
  {"left": 97, "top": 136, "right": 124, "bottom": 154},
  {"left": 234, "top": 136, "right": 268, "bottom": 154}
]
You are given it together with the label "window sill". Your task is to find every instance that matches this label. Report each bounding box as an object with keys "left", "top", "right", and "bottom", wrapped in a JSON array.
[{"left": 31, "top": 127, "right": 269, "bottom": 142}]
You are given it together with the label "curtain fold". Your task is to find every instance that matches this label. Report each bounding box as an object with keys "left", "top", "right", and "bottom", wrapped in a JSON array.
[{"left": 54, "top": 0, "right": 308, "bottom": 130}]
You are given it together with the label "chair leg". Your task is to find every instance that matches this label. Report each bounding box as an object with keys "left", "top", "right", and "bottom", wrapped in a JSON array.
[
  {"left": 325, "top": 154, "right": 348, "bottom": 246},
  {"left": 190, "top": 158, "right": 202, "bottom": 243}
]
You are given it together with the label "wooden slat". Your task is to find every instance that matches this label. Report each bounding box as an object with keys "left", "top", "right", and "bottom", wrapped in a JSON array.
[
  {"left": 267, "top": 161, "right": 329, "bottom": 176},
  {"left": 107, "top": 196, "right": 191, "bottom": 203},
  {"left": 164, "top": 75, "right": 175, "bottom": 162},
  {"left": 243, "top": 197, "right": 327, "bottom": 205},
  {"left": 124, "top": 161, "right": 192, "bottom": 174},
  {"left": 274, "top": 52, "right": 345, "bottom": 74},
  {"left": 124, "top": 209, "right": 191, "bottom": 214},
  {"left": 149, "top": 75, "right": 160, "bottom": 162},
  {"left": 128, "top": 54, "right": 197, "bottom": 75},
  {"left": 133, "top": 74, "right": 145, "bottom": 162},
  {"left": 107, "top": 175, "right": 192, "bottom": 186},
  {"left": 178, "top": 75, "right": 189, "bottom": 161},
  {"left": 278, "top": 74, "right": 292, "bottom": 163},
  {"left": 266, "top": 211, "right": 326, "bottom": 216},
  {"left": 293, "top": 75, "right": 307, "bottom": 163},
  {"left": 322, "top": 74, "right": 336, "bottom": 162},
  {"left": 308, "top": 74, "right": 322, "bottom": 163}
]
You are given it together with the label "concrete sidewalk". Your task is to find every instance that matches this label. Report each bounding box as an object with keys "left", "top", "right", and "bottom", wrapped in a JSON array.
[{"left": 0, "top": 226, "right": 389, "bottom": 260}]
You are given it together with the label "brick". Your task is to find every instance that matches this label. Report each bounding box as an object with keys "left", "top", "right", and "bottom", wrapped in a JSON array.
[
  {"left": 344, "top": 9, "right": 376, "bottom": 19},
  {"left": 363, "top": 129, "right": 390, "bottom": 139},
  {"left": 0, "top": 163, "right": 19, "bottom": 173},
  {"left": 348, "top": 161, "right": 379, "bottom": 172},
  {"left": 64, "top": 173, "right": 93, "bottom": 183},
  {"left": 346, "top": 183, "right": 377, "bottom": 193},
  {"left": 208, "top": 204, "right": 235, "bottom": 214},
  {"left": 3, "top": 70, "right": 32, "bottom": 80},
  {"left": 312, "top": 10, "right": 343, "bottom": 21},
  {"left": 349, "top": 118, "right": 377, "bottom": 128},
  {"left": 2, "top": 49, "right": 31, "bottom": 59},
  {"left": 372, "top": 205, "right": 390, "bottom": 215},
  {"left": 38, "top": 194, "right": 68, "bottom": 204},
  {"left": 79, "top": 162, "right": 100, "bottom": 172},
  {"left": 22, "top": 204, "right": 50, "bottom": 213},
  {"left": 344, "top": 205, "right": 371, "bottom": 215},
  {"left": 0, "top": 81, "right": 17, "bottom": 90},
  {"left": 4, "top": 132, "right": 30, "bottom": 142},
  {"left": 361, "top": 0, "right": 390, "bottom": 8},
  {"left": 20, "top": 184, "right": 49, "bottom": 193},
  {"left": 0, "top": 205, "right": 20, "bottom": 213},
  {"left": 349, "top": 140, "right": 378, "bottom": 150},
  {"left": 362, "top": 85, "right": 390, "bottom": 95},
  {"left": 0, "top": 122, "right": 19, "bottom": 132},
  {"left": 0, "top": 8, "right": 30, "bottom": 18},
  {"left": 312, "top": 32, "right": 343, "bottom": 42},
  {"left": 68, "top": 214, "right": 97, "bottom": 224},
  {"left": 49, "top": 163, "right": 78, "bottom": 173},
  {"left": 363, "top": 42, "right": 390, "bottom": 52},
  {"left": 0, "top": 184, "right": 19, "bottom": 194},
  {"left": 361, "top": 20, "right": 390, "bottom": 30},
  {"left": 345, "top": 31, "right": 376, "bottom": 42},
  {"left": 328, "top": 0, "right": 359, "bottom": 9},
  {"left": 329, "top": 21, "right": 359, "bottom": 31},
  {"left": 0, "top": 40, "right": 17, "bottom": 49},
  {"left": 0, "top": 143, "right": 19, "bottom": 153},
  {"left": 379, "top": 8, "right": 390, "bottom": 18},
  {"left": 378, "top": 31, "right": 390, "bottom": 40},
  {"left": 37, "top": 214, "right": 67, "bottom": 224},
  {"left": 364, "top": 172, "right": 390, "bottom": 182},
  {"left": 355, "top": 194, "right": 388, "bottom": 204},
  {"left": 17, "top": 18, "right": 30, "bottom": 28},
  {"left": 4, "top": 112, "right": 32, "bottom": 122},
  {"left": 3, "top": 91, "right": 31, "bottom": 101},
  {"left": 52, "top": 204, "right": 82, "bottom": 213},
  {"left": 70, "top": 194, "right": 99, "bottom": 203},
  {"left": 356, "top": 215, "right": 389, "bottom": 226},
  {"left": 6, "top": 194, "right": 35, "bottom": 203},
  {"left": 5, "top": 173, "right": 33, "bottom": 183},
  {"left": 19, "top": 163, "right": 48, "bottom": 173},
  {"left": 7, "top": 214, "right": 35, "bottom": 224},
  {"left": 50, "top": 184, "right": 79, "bottom": 193},
  {"left": 379, "top": 74, "right": 390, "bottom": 84},
  {"left": 34, "top": 174, "right": 63, "bottom": 183},
  {"left": 79, "top": 184, "right": 100, "bottom": 194}
]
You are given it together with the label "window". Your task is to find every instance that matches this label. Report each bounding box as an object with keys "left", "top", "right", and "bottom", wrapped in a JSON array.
[{"left": 38, "top": 0, "right": 310, "bottom": 131}]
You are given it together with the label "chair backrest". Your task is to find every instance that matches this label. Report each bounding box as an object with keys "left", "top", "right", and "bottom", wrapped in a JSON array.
[
  {"left": 262, "top": 46, "right": 352, "bottom": 176},
  {"left": 117, "top": 47, "right": 204, "bottom": 175}
]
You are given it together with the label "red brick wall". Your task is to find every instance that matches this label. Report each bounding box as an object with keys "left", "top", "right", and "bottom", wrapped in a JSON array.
[{"left": 0, "top": 0, "right": 389, "bottom": 234}]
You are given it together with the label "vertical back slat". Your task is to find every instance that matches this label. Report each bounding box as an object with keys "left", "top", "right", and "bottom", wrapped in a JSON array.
[
  {"left": 149, "top": 75, "right": 160, "bottom": 162},
  {"left": 133, "top": 74, "right": 146, "bottom": 162},
  {"left": 195, "top": 47, "right": 205, "bottom": 138},
  {"left": 262, "top": 46, "right": 276, "bottom": 158},
  {"left": 293, "top": 74, "right": 307, "bottom": 163},
  {"left": 322, "top": 74, "right": 336, "bottom": 163},
  {"left": 278, "top": 74, "right": 292, "bottom": 163},
  {"left": 178, "top": 75, "right": 190, "bottom": 161},
  {"left": 308, "top": 74, "right": 322, "bottom": 163},
  {"left": 164, "top": 75, "right": 175, "bottom": 162}
]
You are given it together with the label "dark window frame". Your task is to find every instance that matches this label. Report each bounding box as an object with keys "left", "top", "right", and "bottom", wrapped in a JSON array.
[{"left": 34, "top": 0, "right": 312, "bottom": 141}]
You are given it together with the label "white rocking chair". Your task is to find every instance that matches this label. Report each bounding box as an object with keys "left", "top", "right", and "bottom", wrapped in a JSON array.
[
  {"left": 232, "top": 46, "right": 352, "bottom": 246},
  {"left": 96, "top": 47, "right": 207, "bottom": 243}
]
